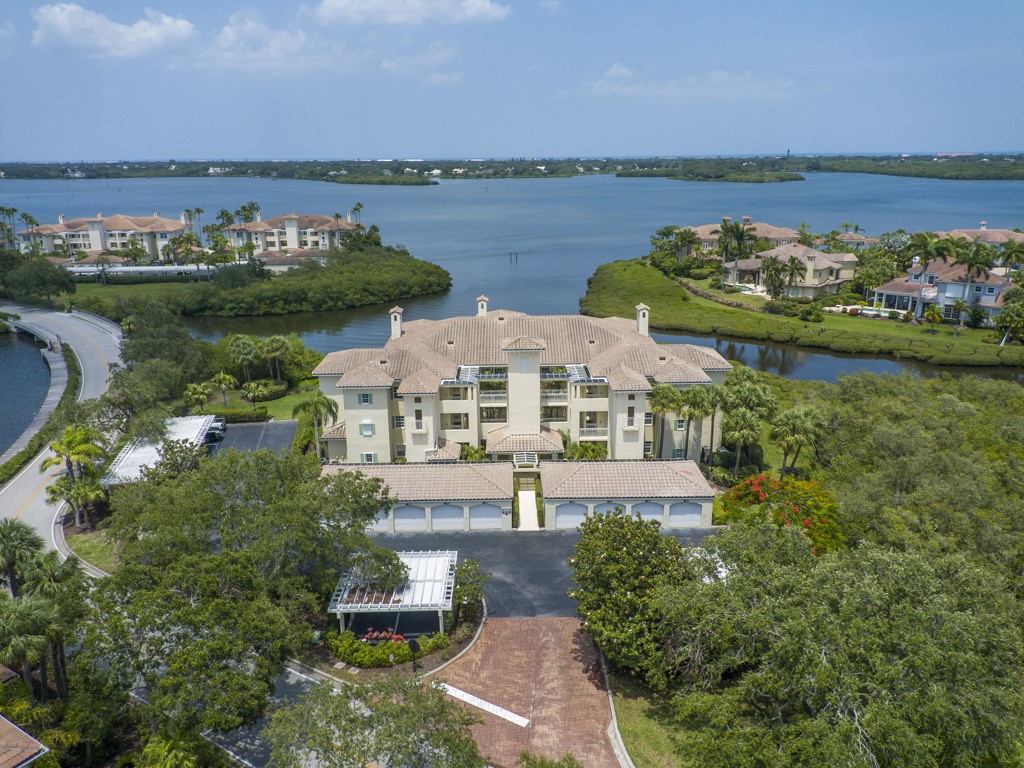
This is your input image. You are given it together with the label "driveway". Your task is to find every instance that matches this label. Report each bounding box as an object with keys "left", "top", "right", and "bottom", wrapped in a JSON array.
[
  {"left": 210, "top": 421, "right": 298, "bottom": 455},
  {"left": 375, "top": 529, "right": 715, "bottom": 618}
]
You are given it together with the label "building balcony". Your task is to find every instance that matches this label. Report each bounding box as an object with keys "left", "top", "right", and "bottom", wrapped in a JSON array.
[
  {"left": 480, "top": 417, "right": 507, "bottom": 425},
  {"left": 479, "top": 391, "right": 508, "bottom": 403},
  {"left": 579, "top": 427, "right": 609, "bottom": 438},
  {"left": 540, "top": 390, "right": 568, "bottom": 402}
]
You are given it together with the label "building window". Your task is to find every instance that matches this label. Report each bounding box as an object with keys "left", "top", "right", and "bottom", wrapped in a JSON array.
[
  {"left": 414, "top": 397, "right": 422, "bottom": 403},
  {"left": 395, "top": 445, "right": 406, "bottom": 458},
  {"left": 975, "top": 285, "right": 982, "bottom": 293},
  {"left": 393, "top": 416, "right": 405, "bottom": 429},
  {"left": 627, "top": 394, "right": 635, "bottom": 400},
  {"left": 644, "top": 413, "right": 654, "bottom": 426},
  {"left": 361, "top": 453, "right": 376, "bottom": 463},
  {"left": 674, "top": 419, "right": 686, "bottom": 431},
  {"left": 359, "top": 422, "right": 375, "bottom": 437},
  {"left": 987, "top": 286, "right": 995, "bottom": 294},
  {"left": 673, "top": 449, "right": 684, "bottom": 459},
  {"left": 359, "top": 393, "right": 373, "bottom": 405},
  {"left": 927, "top": 276, "right": 935, "bottom": 285},
  {"left": 644, "top": 441, "right": 653, "bottom": 455}
]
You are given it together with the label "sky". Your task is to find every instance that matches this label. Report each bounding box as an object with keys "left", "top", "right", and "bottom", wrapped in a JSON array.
[{"left": 1, "top": 0, "right": 1022, "bottom": 161}]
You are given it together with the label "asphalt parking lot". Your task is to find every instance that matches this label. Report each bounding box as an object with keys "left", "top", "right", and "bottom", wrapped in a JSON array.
[
  {"left": 210, "top": 421, "right": 298, "bottom": 455},
  {"left": 374, "top": 529, "right": 715, "bottom": 618}
]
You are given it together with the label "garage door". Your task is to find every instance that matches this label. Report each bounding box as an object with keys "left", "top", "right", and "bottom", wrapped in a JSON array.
[
  {"left": 469, "top": 503, "right": 502, "bottom": 530},
  {"left": 431, "top": 504, "right": 465, "bottom": 531},
  {"left": 555, "top": 502, "right": 588, "bottom": 530},
  {"left": 393, "top": 505, "right": 427, "bottom": 532},
  {"left": 369, "top": 510, "right": 389, "bottom": 532},
  {"left": 594, "top": 502, "right": 623, "bottom": 515},
  {"left": 632, "top": 502, "right": 664, "bottom": 524},
  {"left": 669, "top": 501, "right": 703, "bottom": 528}
]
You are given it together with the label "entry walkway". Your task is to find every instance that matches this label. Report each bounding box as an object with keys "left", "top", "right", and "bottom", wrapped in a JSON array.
[
  {"left": 435, "top": 618, "right": 621, "bottom": 768},
  {"left": 517, "top": 487, "right": 540, "bottom": 531}
]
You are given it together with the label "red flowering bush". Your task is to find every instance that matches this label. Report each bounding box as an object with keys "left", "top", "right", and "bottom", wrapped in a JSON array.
[{"left": 721, "top": 475, "right": 845, "bottom": 552}]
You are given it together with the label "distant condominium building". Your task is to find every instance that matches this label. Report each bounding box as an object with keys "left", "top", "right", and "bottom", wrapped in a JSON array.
[
  {"left": 313, "top": 298, "right": 732, "bottom": 465},
  {"left": 16, "top": 212, "right": 187, "bottom": 261},
  {"left": 224, "top": 211, "right": 357, "bottom": 255}
]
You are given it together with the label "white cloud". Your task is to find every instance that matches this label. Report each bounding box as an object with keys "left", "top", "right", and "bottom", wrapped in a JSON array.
[
  {"left": 315, "top": 0, "right": 510, "bottom": 25},
  {"left": 424, "top": 71, "right": 463, "bottom": 86},
  {"left": 31, "top": 3, "right": 195, "bottom": 58},
  {"left": 380, "top": 41, "right": 457, "bottom": 73},
  {"left": 200, "top": 12, "right": 341, "bottom": 73},
  {"left": 587, "top": 66, "right": 796, "bottom": 103}
]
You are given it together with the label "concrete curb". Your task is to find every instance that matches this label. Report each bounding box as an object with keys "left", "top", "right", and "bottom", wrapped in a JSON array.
[
  {"left": 598, "top": 650, "right": 638, "bottom": 768},
  {"left": 53, "top": 502, "right": 111, "bottom": 579}
]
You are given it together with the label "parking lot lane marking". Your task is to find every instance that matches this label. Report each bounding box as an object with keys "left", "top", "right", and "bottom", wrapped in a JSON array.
[{"left": 438, "top": 683, "right": 530, "bottom": 727}]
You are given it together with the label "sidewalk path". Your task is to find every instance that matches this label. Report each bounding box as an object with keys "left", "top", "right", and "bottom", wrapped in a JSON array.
[{"left": 437, "top": 618, "right": 620, "bottom": 768}]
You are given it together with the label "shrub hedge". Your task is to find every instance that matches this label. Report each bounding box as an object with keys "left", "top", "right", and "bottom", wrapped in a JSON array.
[
  {"left": 206, "top": 406, "right": 268, "bottom": 423},
  {"left": 249, "top": 379, "right": 288, "bottom": 401},
  {"left": 326, "top": 630, "right": 450, "bottom": 668}
]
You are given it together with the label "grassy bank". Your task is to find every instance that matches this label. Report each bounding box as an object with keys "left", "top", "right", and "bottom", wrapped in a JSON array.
[
  {"left": 66, "top": 530, "right": 117, "bottom": 574},
  {"left": 580, "top": 260, "right": 1024, "bottom": 368},
  {"left": 611, "top": 672, "right": 687, "bottom": 768}
]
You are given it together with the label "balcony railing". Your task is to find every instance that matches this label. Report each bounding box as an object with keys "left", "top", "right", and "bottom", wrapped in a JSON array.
[
  {"left": 540, "top": 390, "right": 568, "bottom": 402},
  {"left": 480, "top": 417, "right": 507, "bottom": 424},
  {"left": 479, "top": 391, "right": 508, "bottom": 403},
  {"left": 579, "top": 427, "right": 609, "bottom": 438}
]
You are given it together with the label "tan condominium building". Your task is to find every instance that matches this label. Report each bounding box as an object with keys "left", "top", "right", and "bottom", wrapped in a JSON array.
[
  {"left": 223, "top": 211, "right": 358, "bottom": 255},
  {"left": 16, "top": 212, "right": 187, "bottom": 261},
  {"left": 313, "top": 298, "right": 732, "bottom": 466}
]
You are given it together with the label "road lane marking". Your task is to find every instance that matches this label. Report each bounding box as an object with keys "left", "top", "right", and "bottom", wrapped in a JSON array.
[{"left": 438, "top": 683, "right": 530, "bottom": 727}]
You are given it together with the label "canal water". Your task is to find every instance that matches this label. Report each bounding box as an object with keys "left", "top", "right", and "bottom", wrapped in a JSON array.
[{"left": 0, "top": 330, "right": 50, "bottom": 456}]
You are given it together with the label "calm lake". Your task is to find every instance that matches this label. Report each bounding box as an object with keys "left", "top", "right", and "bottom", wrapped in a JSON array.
[{"left": 2, "top": 172, "right": 1023, "bottom": 453}]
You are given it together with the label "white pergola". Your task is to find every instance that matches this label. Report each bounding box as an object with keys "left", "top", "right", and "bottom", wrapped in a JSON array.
[{"left": 328, "top": 550, "right": 457, "bottom": 636}]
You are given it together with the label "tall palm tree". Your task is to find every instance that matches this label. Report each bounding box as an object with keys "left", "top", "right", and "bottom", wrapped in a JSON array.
[
  {"left": 0, "top": 519, "right": 45, "bottom": 598},
  {"left": 678, "top": 386, "right": 710, "bottom": 459},
  {"left": 260, "top": 335, "right": 291, "bottom": 382},
  {"left": 760, "top": 255, "right": 785, "bottom": 298},
  {"left": 723, "top": 407, "right": 761, "bottom": 472},
  {"left": 41, "top": 425, "right": 105, "bottom": 483},
  {"left": 713, "top": 218, "right": 756, "bottom": 285},
  {"left": 292, "top": 390, "right": 340, "bottom": 460},
  {"left": 227, "top": 335, "right": 259, "bottom": 383},
  {"left": 0, "top": 592, "right": 56, "bottom": 701},
  {"left": 18, "top": 212, "right": 40, "bottom": 252},
  {"left": 209, "top": 371, "right": 238, "bottom": 407},
  {"left": 241, "top": 382, "right": 268, "bottom": 411},
  {"left": 952, "top": 239, "right": 995, "bottom": 324},
  {"left": 702, "top": 385, "right": 727, "bottom": 465},
  {"left": 676, "top": 228, "right": 700, "bottom": 263},
  {"left": 998, "top": 239, "right": 1024, "bottom": 274},
  {"left": 784, "top": 255, "right": 804, "bottom": 295},
  {"left": 24, "top": 550, "right": 83, "bottom": 700},
  {"left": 183, "top": 382, "right": 212, "bottom": 414},
  {"left": 906, "top": 231, "right": 946, "bottom": 317},
  {"left": 770, "top": 405, "right": 823, "bottom": 479},
  {"left": 217, "top": 208, "right": 235, "bottom": 228},
  {"left": 646, "top": 384, "right": 681, "bottom": 459}
]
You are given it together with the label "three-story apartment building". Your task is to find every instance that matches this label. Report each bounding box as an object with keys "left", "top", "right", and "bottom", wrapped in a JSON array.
[{"left": 313, "top": 298, "right": 732, "bottom": 465}]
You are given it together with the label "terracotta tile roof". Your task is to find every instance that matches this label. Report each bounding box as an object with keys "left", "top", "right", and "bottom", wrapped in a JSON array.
[
  {"left": 541, "top": 460, "right": 714, "bottom": 500},
  {"left": 225, "top": 213, "right": 357, "bottom": 233},
  {"left": 314, "top": 308, "right": 730, "bottom": 392},
  {"left": 0, "top": 715, "right": 47, "bottom": 768},
  {"left": 755, "top": 242, "right": 856, "bottom": 270},
  {"left": 680, "top": 221, "right": 800, "bottom": 242},
  {"left": 336, "top": 363, "right": 395, "bottom": 389},
  {"left": 872, "top": 277, "right": 920, "bottom": 295},
  {"left": 502, "top": 336, "right": 546, "bottom": 351},
  {"left": 485, "top": 425, "right": 564, "bottom": 453},
  {"left": 18, "top": 213, "right": 185, "bottom": 237},
  {"left": 935, "top": 228, "right": 1024, "bottom": 245},
  {"left": 426, "top": 437, "right": 462, "bottom": 461},
  {"left": 322, "top": 422, "right": 347, "bottom": 440},
  {"left": 323, "top": 462, "right": 514, "bottom": 501},
  {"left": 658, "top": 344, "right": 732, "bottom": 371}
]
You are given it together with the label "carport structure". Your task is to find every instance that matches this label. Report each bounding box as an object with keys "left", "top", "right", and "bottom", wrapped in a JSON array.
[{"left": 328, "top": 550, "right": 458, "bottom": 636}]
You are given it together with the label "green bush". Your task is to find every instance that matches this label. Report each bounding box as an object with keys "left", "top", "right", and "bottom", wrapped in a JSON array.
[
  {"left": 207, "top": 406, "right": 268, "bottom": 423},
  {"left": 688, "top": 268, "right": 714, "bottom": 280},
  {"left": 249, "top": 379, "right": 287, "bottom": 401},
  {"left": 326, "top": 630, "right": 450, "bottom": 668},
  {"left": 764, "top": 300, "right": 801, "bottom": 317},
  {"left": 799, "top": 306, "right": 825, "bottom": 323}
]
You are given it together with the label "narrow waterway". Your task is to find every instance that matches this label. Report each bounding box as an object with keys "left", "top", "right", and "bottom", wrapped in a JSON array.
[{"left": 0, "top": 330, "right": 50, "bottom": 455}]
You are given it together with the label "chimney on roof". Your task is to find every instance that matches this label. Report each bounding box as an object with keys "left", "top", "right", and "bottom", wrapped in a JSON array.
[
  {"left": 476, "top": 295, "right": 489, "bottom": 317},
  {"left": 256, "top": 211, "right": 262, "bottom": 222},
  {"left": 58, "top": 214, "right": 65, "bottom": 225},
  {"left": 390, "top": 306, "right": 404, "bottom": 340},
  {"left": 180, "top": 212, "right": 186, "bottom": 223},
  {"left": 97, "top": 212, "right": 103, "bottom": 219},
  {"left": 346, "top": 212, "right": 352, "bottom": 223},
  {"left": 722, "top": 216, "right": 732, "bottom": 222},
  {"left": 153, "top": 211, "right": 159, "bottom": 218},
  {"left": 980, "top": 220, "right": 988, "bottom": 230},
  {"left": 742, "top": 215, "right": 752, "bottom": 224},
  {"left": 636, "top": 303, "right": 650, "bottom": 337}
]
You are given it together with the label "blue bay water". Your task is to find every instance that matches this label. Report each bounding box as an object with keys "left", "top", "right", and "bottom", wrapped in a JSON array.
[
  {"left": 0, "top": 331, "right": 50, "bottom": 456},
  {"left": 1, "top": 172, "right": 1022, "bottom": 454}
]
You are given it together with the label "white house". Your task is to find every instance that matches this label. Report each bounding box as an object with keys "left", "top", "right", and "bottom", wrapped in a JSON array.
[
  {"left": 223, "top": 211, "right": 358, "bottom": 256},
  {"left": 871, "top": 258, "right": 1013, "bottom": 321}
]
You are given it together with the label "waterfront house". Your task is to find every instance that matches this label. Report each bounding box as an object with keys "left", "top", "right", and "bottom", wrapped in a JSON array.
[
  {"left": 16, "top": 212, "right": 187, "bottom": 262},
  {"left": 871, "top": 258, "right": 1013, "bottom": 321},
  {"left": 681, "top": 216, "right": 800, "bottom": 252},
  {"left": 724, "top": 243, "right": 858, "bottom": 298},
  {"left": 312, "top": 299, "right": 731, "bottom": 466},
  {"left": 224, "top": 211, "right": 358, "bottom": 256}
]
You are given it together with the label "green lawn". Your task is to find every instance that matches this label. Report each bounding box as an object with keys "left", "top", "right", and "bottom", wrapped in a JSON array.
[
  {"left": 195, "top": 388, "right": 313, "bottom": 421},
  {"left": 72, "top": 281, "right": 197, "bottom": 304},
  {"left": 66, "top": 530, "right": 118, "bottom": 574},
  {"left": 580, "top": 260, "right": 1024, "bottom": 368},
  {"left": 610, "top": 672, "right": 688, "bottom": 768}
]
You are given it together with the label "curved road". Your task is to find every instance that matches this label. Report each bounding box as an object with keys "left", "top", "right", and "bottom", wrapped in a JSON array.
[{"left": 0, "top": 303, "right": 122, "bottom": 550}]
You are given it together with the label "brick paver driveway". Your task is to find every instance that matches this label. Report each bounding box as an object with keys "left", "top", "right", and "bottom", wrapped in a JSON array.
[{"left": 436, "top": 617, "right": 619, "bottom": 768}]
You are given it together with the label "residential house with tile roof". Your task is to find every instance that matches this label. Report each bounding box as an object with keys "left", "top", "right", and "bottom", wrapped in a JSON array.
[
  {"left": 16, "top": 212, "right": 187, "bottom": 262},
  {"left": 312, "top": 298, "right": 732, "bottom": 466},
  {"left": 871, "top": 257, "right": 1013, "bottom": 321},
  {"left": 223, "top": 211, "right": 357, "bottom": 256},
  {"left": 679, "top": 215, "right": 800, "bottom": 252},
  {"left": 724, "top": 243, "right": 859, "bottom": 298}
]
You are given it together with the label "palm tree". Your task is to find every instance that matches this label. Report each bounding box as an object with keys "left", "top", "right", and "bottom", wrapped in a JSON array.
[
  {"left": 227, "top": 335, "right": 259, "bottom": 383},
  {"left": 839, "top": 221, "right": 853, "bottom": 233},
  {"left": 906, "top": 231, "right": 946, "bottom": 317},
  {"left": 183, "top": 382, "right": 212, "bottom": 414},
  {"left": 209, "top": 371, "right": 238, "bottom": 407},
  {"left": 0, "top": 593, "right": 56, "bottom": 701},
  {"left": 998, "top": 239, "right": 1024, "bottom": 275},
  {"left": 0, "top": 519, "right": 45, "bottom": 598},
  {"left": 141, "top": 725, "right": 210, "bottom": 768},
  {"left": 24, "top": 550, "right": 83, "bottom": 700},
  {"left": 760, "top": 255, "right": 785, "bottom": 298},
  {"left": 952, "top": 240, "right": 995, "bottom": 324},
  {"left": 784, "top": 255, "right": 804, "bottom": 295},
  {"left": 241, "top": 382, "right": 268, "bottom": 411},
  {"left": 351, "top": 201, "right": 363, "bottom": 224},
  {"left": 770, "top": 405, "right": 823, "bottom": 479},
  {"left": 292, "top": 390, "right": 339, "bottom": 460},
  {"left": 676, "top": 228, "right": 700, "bottom": 263},
  {"left": 677, "top": 386, "right": 710, "bottom": 459},
  {"left": 41, "top": 425, "right": 105, "bottom": 483},
  {"left": 646, "top": 384, "right": 681, "bottom": 458},
  {"left": 260, "top": 335, "right": 291, "bottom": 382},
  {"left": 18, "top": 212, "right": 40, "bottom": 253},
  {"left": 217, "top": 208, "right": 235, "bottom": 228},
  {"left": 949, "top": 299, "right": 969, "bottom": 331},
  {"left": 714, "top": 218, "right": 756, "bottom": 285},
  {"left": 702, "top": 385, "right": 727, "bottom": 465},
  {"left": 924, "top": 303, "right": 943, "bottom": 333},
  {"left": 722, "top": 407, "right": 761, "bottom": 472}
]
